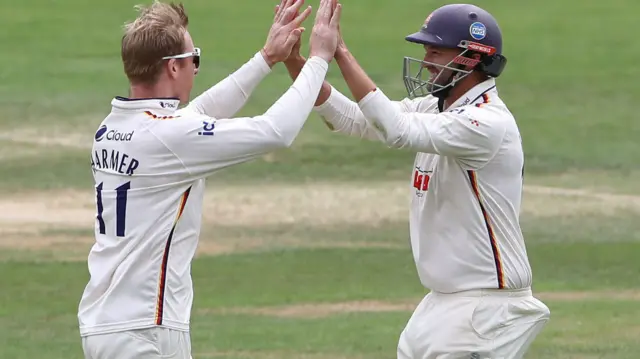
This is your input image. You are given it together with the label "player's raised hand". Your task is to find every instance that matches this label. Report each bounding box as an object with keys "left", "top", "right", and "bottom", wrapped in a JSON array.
[
  {"left": 309, "top": 0, "right": 342, "bottom": 63},
  {"left": 262, "top": 0, "right": 312, "bottom": 67},
  {"left": 335, "top": 23, "right": 348, "bottom": 58},
  {"left": 275, "top": 4, "right": 304, "bottom": 64}
]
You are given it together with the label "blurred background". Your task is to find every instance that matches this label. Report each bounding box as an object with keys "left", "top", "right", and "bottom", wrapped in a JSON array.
[{"left": 0, "top": 0, "right": 639, "bottom": 358}]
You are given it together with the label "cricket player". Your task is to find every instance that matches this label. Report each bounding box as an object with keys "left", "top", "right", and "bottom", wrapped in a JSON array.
[
  {"left": 282, "top": 3, "right": 550, "bottom": 358},
  {"left": 77, "top": 0, "right": 343, "bottom": 358}
]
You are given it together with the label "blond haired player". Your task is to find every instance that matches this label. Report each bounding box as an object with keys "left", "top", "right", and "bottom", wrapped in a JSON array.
[
  {"left": 282, "top": 3, "right": 550, "bottom": 359},
  {"left": 77, "top": 0, "right": 343, "bottom": 358}
]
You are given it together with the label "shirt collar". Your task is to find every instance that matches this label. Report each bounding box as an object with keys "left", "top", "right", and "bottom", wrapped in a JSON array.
[
  {"left": 111, "top": 96, "right": 181, "bottom": 112},
  {"left": 445, "top": 78, "right": 497, "bottom": 110}
]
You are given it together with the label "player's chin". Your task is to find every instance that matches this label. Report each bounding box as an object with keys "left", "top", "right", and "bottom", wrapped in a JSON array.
[
  {"left": 428, "top": 74, "right": 445, "bottom": 86},
  {"left": 432, "top": 75, "right": 453, "bottom": 87}
]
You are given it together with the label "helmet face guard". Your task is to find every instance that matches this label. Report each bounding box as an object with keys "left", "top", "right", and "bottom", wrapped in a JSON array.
[{"left": 402, "top": 40, "right": 506, "bottom": 99}]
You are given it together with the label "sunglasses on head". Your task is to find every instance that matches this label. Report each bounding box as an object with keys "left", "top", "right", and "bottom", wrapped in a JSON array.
[{"left": 162, "top": 47, "right": 201, "bottom": 69}]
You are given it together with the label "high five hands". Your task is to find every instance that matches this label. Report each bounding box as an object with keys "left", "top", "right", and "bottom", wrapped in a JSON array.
[{"left": 262, "top": 0, "right": 342, "bottom": 67}]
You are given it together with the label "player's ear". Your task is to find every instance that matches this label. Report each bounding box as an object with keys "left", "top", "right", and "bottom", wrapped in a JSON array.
[
  {"left": 167, "top": 58, "right": 180, "bottom": 80},
  {"left": 469, "top": 53, "right": 482, "bottom": 71}
]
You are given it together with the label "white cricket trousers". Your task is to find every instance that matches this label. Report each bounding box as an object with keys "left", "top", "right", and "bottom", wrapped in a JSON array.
[
  {"left": 81, "top": 327, "right": 192, "bottom": 359},
  {"left": 397, "top": 287, "right": 550, "bottom": 359}
]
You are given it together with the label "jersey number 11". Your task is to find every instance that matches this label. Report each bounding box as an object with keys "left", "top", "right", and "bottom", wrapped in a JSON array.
[{"left": 96, "top": 182, "right": 131, "bottom": 237}]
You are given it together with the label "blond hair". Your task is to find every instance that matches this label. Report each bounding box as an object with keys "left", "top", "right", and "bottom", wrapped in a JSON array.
[{"left": 121, "top": 1, "right": 189, "bottom": 84}]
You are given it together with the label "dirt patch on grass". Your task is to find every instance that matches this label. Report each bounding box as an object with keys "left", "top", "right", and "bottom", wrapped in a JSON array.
[
  {"left": 0, "top": 234, "right": 93, "bottom": 250},
  {"left": 203, "top": 290, "right": 640, "bottom": 319},
  {"left": 0, "top": 182, "right": 639, "bottom": 259},
  {"left": 0, "top": 182, "right": 409, "bottom": 233},
  {"left": 195, "top": 238, "right": 404, "bottom": 257},
  {"left": 536, "top": 290, "right": 640, "bottom": 301},
  {"left": 0, "top": 190, "right": 94, "bottom": 239},
  {"left": 0, "top": 128, "right": 92, "bottom": 150},
  {"left": 200, "top": 182, "right": 408, "bottom": 226},
  {"left": 196, "top": 182, "right": 640, "bottom": 226},
  {"left": 523, "top": 185, "right": 640, "bottom": 217},
  {"left": 2, "top": 182, "right": 639, "bottom": 233},
  {"left": 0, "top": 232, "right": 94, "bottom": 262}
]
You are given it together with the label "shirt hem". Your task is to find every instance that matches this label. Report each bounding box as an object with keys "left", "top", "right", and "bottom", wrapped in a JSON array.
[{"left": 79, "top": 319, "right": 190, "bottom": 337}]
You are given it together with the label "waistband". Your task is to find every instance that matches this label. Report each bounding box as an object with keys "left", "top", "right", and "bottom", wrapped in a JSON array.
[{"left": 430, "top": 287, "right": 532, "bottom": 298}]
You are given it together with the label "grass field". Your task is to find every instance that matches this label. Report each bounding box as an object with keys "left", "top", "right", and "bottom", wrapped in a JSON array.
[{"left": 1, "top": 0, "right": 639, "bottom": 358}]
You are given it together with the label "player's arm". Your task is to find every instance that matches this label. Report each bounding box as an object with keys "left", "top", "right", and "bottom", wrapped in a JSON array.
[
  {"left": 358, "top": 88, "right": 507, "bottom": 169},
  {"left": 283, "top": 54, "right": 417, "bottom": 141},
  {"left": 283, "top": 53, "right": 381, "bottom": 141},
  {"left": 184, "top": 51, "right": 272, "bottom": 119},
  {"left": 184, "top": 0, "right": 313, "bottom": 119},
  {"left": 155, "top": 56, "right": 330, "bottom": 178},
  {"left": 157, "top": 0, "right": 343, "bottom": 177}
]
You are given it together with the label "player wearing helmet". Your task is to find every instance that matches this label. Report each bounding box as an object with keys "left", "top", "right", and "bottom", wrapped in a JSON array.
[
  {"left": 282, "top": 3, "right": 549, "bottom": 359},
  {"left": 401, "top": 4, "right": 507, "bottom": 103}
]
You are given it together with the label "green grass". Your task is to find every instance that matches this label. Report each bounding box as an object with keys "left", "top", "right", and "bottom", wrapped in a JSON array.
[
  {"left": 2, "top": 242, "right": 640, "bottom": 358},
  {"left": 1, "top": 0, "right": 639, "bottom": 358},
  {"left": 191, "top": 300, "right": 640, "bottom": 359}
]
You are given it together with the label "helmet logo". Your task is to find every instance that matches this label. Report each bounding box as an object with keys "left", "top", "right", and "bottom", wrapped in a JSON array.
[
  {"left": 424, "top": 13, "right": 433, "bottom": 25},
  {"left": 469, "top": 22, "right": 487, "bottom": 40},
  {"left": 422, "top": 13, "right": 434, "bottom": 30}
]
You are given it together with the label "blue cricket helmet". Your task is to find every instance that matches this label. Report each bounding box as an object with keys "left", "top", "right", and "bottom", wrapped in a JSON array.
[{"left": 402, "top": 4, "right": 507, "bottom": 99}]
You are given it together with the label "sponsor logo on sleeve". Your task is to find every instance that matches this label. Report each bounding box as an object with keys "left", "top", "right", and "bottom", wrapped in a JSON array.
[{"left": 198, "top": 120, "right": 216, "bottom": 136}]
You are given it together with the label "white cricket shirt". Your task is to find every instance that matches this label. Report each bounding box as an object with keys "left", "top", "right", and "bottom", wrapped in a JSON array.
[
  {"left": 78, "top": 53, "right": 329, "bottom": 336},
  {"left": 315, "top": 78, "right": 532, "bottom": 293}
]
